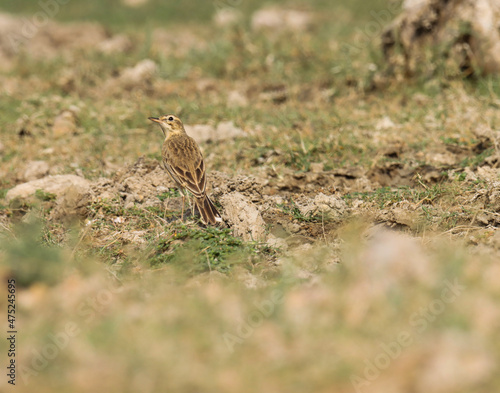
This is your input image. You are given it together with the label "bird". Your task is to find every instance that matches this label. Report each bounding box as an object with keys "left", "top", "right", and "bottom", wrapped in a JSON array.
[{"left": 148, "top": 114, "right": 222, "bottom": 225}]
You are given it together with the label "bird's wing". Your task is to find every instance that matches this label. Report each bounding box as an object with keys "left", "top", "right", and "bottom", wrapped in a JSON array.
[{"left": 164, "top": 137, "right": 207, "bottom": 198}]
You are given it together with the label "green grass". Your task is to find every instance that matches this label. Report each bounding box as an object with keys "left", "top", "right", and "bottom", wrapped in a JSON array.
[
  {"left": 35, "top": 189, "right": 57, "bottom": 201},
  {"left": 343, "top": 184, "right": 450, "bottom": 209},
  {"left": 157, "top": 189, "right": 181, "bottom": 201},
  {"left": 146, "top": 223, "right": 275, "bottom": 274}
]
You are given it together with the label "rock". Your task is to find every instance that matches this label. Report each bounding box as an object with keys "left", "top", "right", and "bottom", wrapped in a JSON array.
[
  {"left": 375, "top": 116, "right": 395, "bottom": 130},
  {"left": 97, "top": 34, "right": 132, "bottom": 54},
  {"left": 213, "top": 8, "right": 243, "bottom": 27},
  {"left": 119, "top": 59, "right": 157, "bottom": 88},
  {"left": 227, "top": 90, "right": 248, "bottom": 108},
  {"left": 219, "top": 192, "right": 266, "bottom": 242},
  {"left": 295, "top": 193, "right": 348, "bottom": 220},
  {"left": 383, "top": 0, "right": 500, "bottom": 75},
  {"left": 0, "top": 13, "right": 19, "bottom": 57},
  {"left": 185, "top": 121, "right": 245, "bottom": 143},
  {"left": 309, "top": 162, "right": 324, "bottom": 173},
  {"left": 251, "top": 8, "right": 313, "bottom": 32},
  {"left": 6, "top": 175, "right": 90, "bottom": 203},
  {"left": 53, "top": 110, "right": 77, "bottom": 138},
  {"left": 24, "top": 161, "right": 50, "bottom": 181},
  {"left": 184, "top": 124, "right": 215, "bottom": 144},
  {"left": 122, "top": 0, "right": 149, "bottom": 7},
  {"left": 51, "top": 184, "right": 90, "bottom": 221},
  {"left": 0, "top": 12, "right": 108, "bottom": 62},
  {"left": 216, "top": 121, "right": 246, "bottom": 140}
]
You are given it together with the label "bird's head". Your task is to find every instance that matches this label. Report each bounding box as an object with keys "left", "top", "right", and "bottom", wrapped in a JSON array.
[{"left": 148, "top": 114, "right": 185, "bottom": 136}]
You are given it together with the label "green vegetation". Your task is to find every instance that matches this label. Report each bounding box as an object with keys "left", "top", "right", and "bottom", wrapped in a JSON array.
[
  {"left": 35, "top": 189, "right": 57, "bottom": 201},
  {"left": 147, "top": 223, "right": 275, "bottom": 273},
  {"left": 343, "top": 184, "right": 450, "bottom": 209}
]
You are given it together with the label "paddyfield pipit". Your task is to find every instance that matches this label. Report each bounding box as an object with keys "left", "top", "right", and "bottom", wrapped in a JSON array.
[{"left": 149, "top": 114, "right": 222, "bottom": 225}]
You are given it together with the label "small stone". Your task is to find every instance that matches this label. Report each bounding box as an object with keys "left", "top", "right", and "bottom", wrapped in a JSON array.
[
  {"left": 251, "top": 8, "right": 313, "bottom": 32},
  {"left": 24, "top": 161, "right": 50, "bottom": 181},
  {"left": 53, "top": 110, "right": 77, "bottom": 137},
  {"left": 184, "top": 124, "right": 216, "bottom": 144},
  {"left": 213, "top": 8, "right": 242, "bottom": 27},
  {"left": 216, "top": 121, "right": 245, "bottom": 140},
  {"left": 375, "top": 116, "right": 395, "bottom": 130},
  {"left": 185, "top": 121, "right": 245, "bottom": 143},
  {"left": 6, "top": 175, "right": 90, "bottom": 203},
  {"left": 51, "top": 184, "right": 90, "bottom": 221},
  {"left": 42, "top": 147, "right": 55, "bottom": 155},
  {"left": 309, "top": 162, "right": 324, "bottom": 173},
  {"left": 98, "top": 34, "right": 132, "bottom": 54},
  {"left": 295, "top": 193, "right": 348, "bottom": 219},
  {"left": 122, "top": 0, "right": 149, "bottom": 7},
  {"left": 119, "top": 59, "right": 157, "bottom": 88},
  {"left": 227, "top": 90, "right": 248, "bottom": 108}
]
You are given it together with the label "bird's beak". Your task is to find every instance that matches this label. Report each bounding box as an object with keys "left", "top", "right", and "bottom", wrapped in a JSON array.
[{"left": 148, "top": 117, "right": 160, "bottom": 123}]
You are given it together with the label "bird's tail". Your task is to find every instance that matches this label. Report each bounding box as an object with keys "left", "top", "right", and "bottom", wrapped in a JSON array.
[{"left": 195, "top": 195, "right": 222, "bottom": 225}]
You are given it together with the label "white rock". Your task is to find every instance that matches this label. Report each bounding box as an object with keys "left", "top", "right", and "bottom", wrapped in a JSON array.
[
  {"left": 122, "top": 0, "right": 149, "bottom": 7},
  {"left": 403, "top": 0, "right": 428, "bottom": 11},
  {"left": 216, "top": 121, "right": 246, "bottom": 140},
  {"left": 309, "top": 162, "right": 324, "bottom": 173},
  {"left": 185, "top": 121, "right": 245, "bottom": 143},
  {"left": 24, "top": 161, "right": 50, "bottom": 181},
  {"left": 97, "top": 34, "right": 132, "bottom": 54},
  {"left": 387, "top": 0, "right": 500, "bottom": 75},
  {"left": 119, "top": 59, "right": 157, "bottom": 87},
  {"left": 184, "top": 124, "right": 216, "bottom": 144},
  {"left": 42, "top": 147, "right": 55, "bottom": 155},
  {"left": 6, "top": 175, "right": 90, "bottom": 202},
  {"left": 53, "top": 110, "right": 77, "bottom": 137},
  {"left": 227, "top": 90, "right": 248, "bottom": 107},
  {"left": 375, "top": 116, "right": 395, "bottom": 130},
  {"left": 213, "top": 8, "right": 243, "bottom": 27},
  {"left": 219, "top": 192, "right": 266, "bottom": 242},
  {"left": 296, "top": 193, "right": 348, "bottom": 218},
  {"left": 251, "top": 8, "right": 313, "bottom": 32}
]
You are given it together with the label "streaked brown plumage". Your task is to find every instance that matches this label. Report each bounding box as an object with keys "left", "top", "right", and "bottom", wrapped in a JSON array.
[{"left": 148, "top": 114, "right": 221, "bottom": 225}]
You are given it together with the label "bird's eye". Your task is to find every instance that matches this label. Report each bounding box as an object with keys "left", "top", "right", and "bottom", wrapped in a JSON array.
[{"left": 168, "top": 116, "right": 174, "bottom": 121}]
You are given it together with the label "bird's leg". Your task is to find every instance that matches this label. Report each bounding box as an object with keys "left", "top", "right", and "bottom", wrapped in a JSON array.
[
  {"left": 184, "top": 191, "right": 194, "bottom": 218},
  {"left": 181, "top": 194, "right": 185, "bottom": 222}
]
